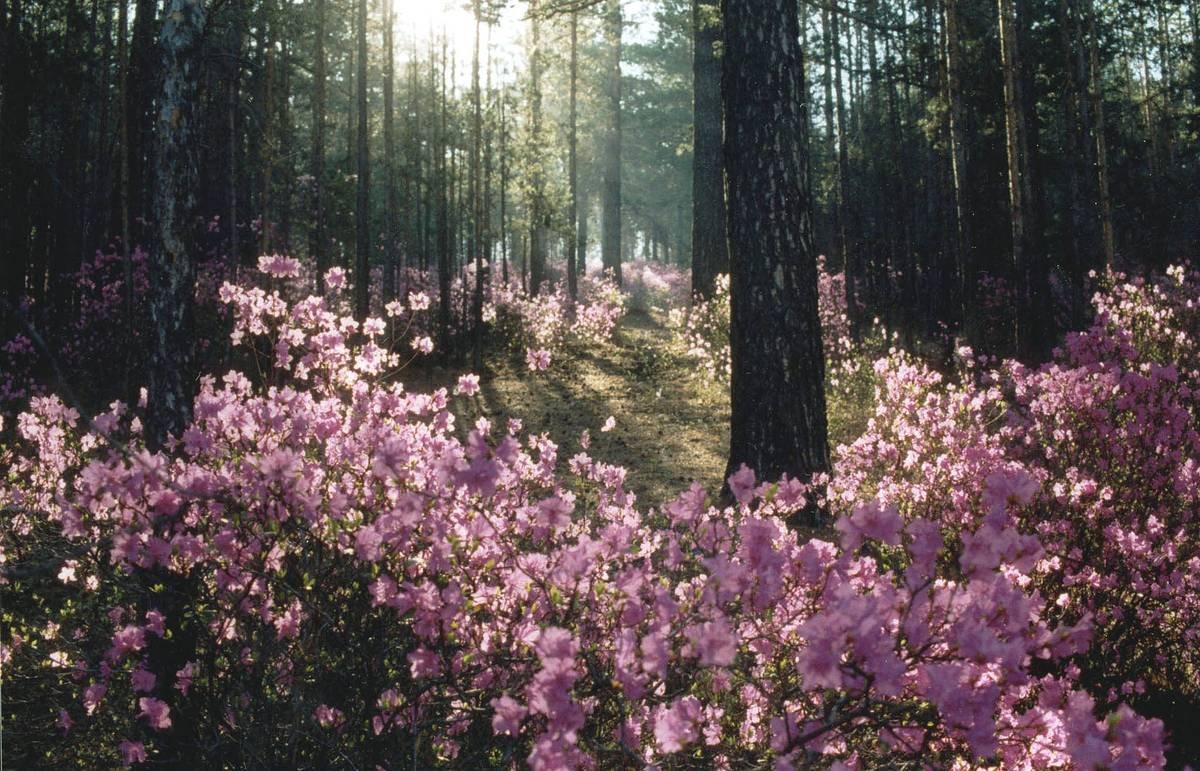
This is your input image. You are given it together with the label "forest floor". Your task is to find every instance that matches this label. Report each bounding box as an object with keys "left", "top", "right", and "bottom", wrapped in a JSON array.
[{"left": 408, "top": 309, "right": 731, "bottom": 507}]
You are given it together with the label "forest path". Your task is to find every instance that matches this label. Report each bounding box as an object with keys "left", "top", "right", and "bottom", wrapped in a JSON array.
[{"left": 417, "top": 309, "right": 731, "bottom": 507}]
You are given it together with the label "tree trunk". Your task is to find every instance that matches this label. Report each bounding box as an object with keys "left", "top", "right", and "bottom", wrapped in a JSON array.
[
  {"left": 722, "top": 0, "right": 829, "bottom": 519},
  {"left": 146, "top": 0, "right": 206, "bottom": 449},
  {"left": 259, "top": 3, "right": 274, "bottom": 255},
  {"left": 691, "top": 0, "right": 727, "bottom": 299},
  {"left": 354, "top": 0, "right": 369, "bottom": 320},
  {"left": 567, "top": 9, "right": 579, "bottom": 300},
  {"left": 471, "top": 0, "right": 484, "bottom": 370},
  {"left": 437, "top": 37, "right": 452, "bottom": 351},
  {"left": 528, "top": 2, "right": 548, "bottom": 294},
  {"left": 601, "top": 0, "right": 623, "bottom": 284},
  {"left": 943, "top": 0, "right": 973, "bottom": 335},
  {"left": 999, "top": 0, "right": 1032, "bottom": 357},
  {"left": 127, "top": 0, "right": 158, "bottom": 237},
  {"left": 310, "top": 0, "right": 326, "bottom": 289},
  {"left": 227, "top": 0, "right": 243, "bottom": 266},
  {"left": 383, "top": 0, "right": 397, "bottom": 300}
]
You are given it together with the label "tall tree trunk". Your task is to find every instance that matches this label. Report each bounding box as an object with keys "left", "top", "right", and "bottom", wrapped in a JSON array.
[
  {"left": 127, "top": 0, "right": 158, "bottom": 238},
  {"left": 999, "top": 0, "right": 1032, "bottom": 357},
  {"left": 259, "top": 2, "right": 274, "bottom": 255},
  {"left": 471, "top": 0, "right": 484, "bottom": 370},
  {"left": 691, "top": 0, "right": 726, "bottom": 299},
  {"left": 437, "top": 37, "right": 451, "bottom": 351},
  {"left": 567, "top": 9, "right": 579, "bottom": 300},
  {"left": 354, "top": 0, "right": 369, "bottom": 320},
  {"left": 1087, "top": 0, "right": 1114, "bottom": 270},
  {"left": 722, "top": 0, "right": 829, "bottom": 519},
  {"left": 528, "top": 2, "right": 547, "bottom": 294},
  {"left": 147, "top": 0, "right": 205, "bottom": 449},
  {"left": 601, "top": 0, "right": 623, "bottom": 284},
  {"left": 226, "top": 1, "right": 243, "bottom": 267},
  {"left": 383, "top": 0, "right": 397, "bottom": 300},
  {"left": 943, "top": 0, "right": 973, "bottom": 335},
  {"left": 310, "top": 0, "right": 326, "bottom": 288},
  {"left": 577, "top": 189, "right": 589, "bottom": 277},
  {"left": 499, "top": 85, "right": 509, "bottom": 284},
  {"left": 117, "top": 0, "right": 133, "bottom": 323},
  {"left": 831, "top": 0, "right": 857, "bottom": 333}
]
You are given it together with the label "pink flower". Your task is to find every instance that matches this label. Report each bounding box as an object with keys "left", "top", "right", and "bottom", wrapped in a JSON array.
[
  {"left": 324, "top": 266, "right": 347, "bottom": 290},
  {"left": 407, "top": 647, "right": 441, "bottom": 679},
  {"left": 131, "top": 666, "right": 156, "bottom": 693},
  {"left": 601, "top": 415, "right": 616, "bottom": 432},
  {"left": 83, "top": 683, "right": 106, "bottom": 715},
  {"left": 491, "top": 694, "right": 527, "bottom": 736},
  {"left": 138, "top": 697, "right": 172, "bottom": 730},
  {"left": 455, "top": 374, "right": 481, "bottom": 396},
  {"left": 408, "top": 291, "right": 431, "bottom": 310},
  {"left": 526, "top": 348, "right": 551, "bottom": 371},
  {"left": 313, "top": 703, "right": 345, "bottom": 729},
  {"left": 686, "top": 617, "right": 738, "bottom": 667},
  {"left": 835, "top": 500, "right": 902, "bottom": 550},
  {"left": 257, "top": 254, "right": 302, "bottom": 278},
  {"left": 654, "top": 696, "right": 702, "bottom": 753},
  {"left": 175, "top": 662, "right": 198, "bottom": 696},
  {"left": 362, "top": 317, "right": 386, "bottom": 336},
  {"left": 727, "top": 464, "right": 756, "bottom": 505},
  {"left": 412, "top": 336, "right": 434, "bottom": 354},
  {"left": 119, "top": 740, "right": 147, "bottom": 765}
]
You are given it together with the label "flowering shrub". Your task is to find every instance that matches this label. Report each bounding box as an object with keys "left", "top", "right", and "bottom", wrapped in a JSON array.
[
  {"left": 622, "top": 259, "right": 690, "bottom": 313},
  {"left": 668, "top": 273, "right": 732, "bottom": 383},
  {"left": 1, "top": 261, "right": 1175, "bottom": 768},
  {"left": 488, "top": 272, "right": 627, "bottom": 362},
  {"left": 833, "top": 264, "right": 1200, "bottom": 763}
]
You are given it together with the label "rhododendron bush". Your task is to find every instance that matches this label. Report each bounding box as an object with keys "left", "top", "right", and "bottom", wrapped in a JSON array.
[{"left": 3, "top": 263, "right": 1191, "bottom": 769}]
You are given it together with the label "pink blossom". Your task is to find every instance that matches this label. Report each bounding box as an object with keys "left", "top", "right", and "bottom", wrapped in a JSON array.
[
  {"left": 138, "top": 697, "right": 172, "bottom": 730},
  {"left": 526, "top": 348, "right": 551, "bottom": 371}
]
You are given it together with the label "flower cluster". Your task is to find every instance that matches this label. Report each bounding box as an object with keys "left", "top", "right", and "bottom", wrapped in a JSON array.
[
  {"left": 833, "top": 264, "right": 1200, "bottom": 763},
  {"left": 622, "top": 259, "right": 690, "bottom": 313},
  {"left": 1, "top": 262, "right": 1179, "bottom": 769},
  {"left": 488, "top": 272, "right": 628, "bottom": 363}
]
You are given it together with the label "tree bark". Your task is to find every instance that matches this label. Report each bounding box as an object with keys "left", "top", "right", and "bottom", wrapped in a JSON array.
[
  {"left": 310, "top": 0, "right": 326, "bottom": 289},
  {"left": 567, "top": 9, "right": 579, "bottom": 300},
  {"left": 691, "top": 0, "right": 727, "bottom": 299},
  {"left": 146, "top": 0, "right": 205, "bottom": 449},
  {"left": 354, "top": 0, "right": 369, "bottom": 320},
  {"left": 601, "top": 0, "right": 623, "bottom": 284},
  {"left": 943, "top": 0, "right": 973, "bottom": 335},
  {"left": 528, "top": 2, "right": 548, "bottom": 294},
  {"left": 384, "top": 0, "right": 398, "bottom": 301},
  {"left": 722, "top": 0, "right": 829, "bottom": 518}
]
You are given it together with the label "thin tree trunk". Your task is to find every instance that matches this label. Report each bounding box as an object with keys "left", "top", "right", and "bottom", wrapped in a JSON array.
[
  {"left": 528, "top": 2, "right": 547, "bottom": 294},
  {"left": 999, "top": 0, "right": 1042, "bottom": 359},
  {"left": 437, "top": 36, "right": 452, "bottom": 351},
  {"left": 471, "top": 0, "right": 484, "bottom": 370},
  {"left": 601, "top": 0, "right": 623, "bottom": 284},
  {"left": 943, "top": 0, "right": 972, "bottom": 334},
  {"left": 354, "top": 0, "right": 369, "bottom": 320},
  {"left": 259, "top": 2, "right": 274, "bottom": 255},
  {"left": 722, "top": 0, "right": 829, "bottom": 521},
  {"left": 383, "top": 0, "right": 397, "bottom": 300},
  {"left": 691, "top": 0, "right": 726, "bottom": 299},
  {"left": 311, "top": 0, "right": 326, "bottom": 289},
  {"left": 567, "top": 9, "right": 579, "bottom": 300}
]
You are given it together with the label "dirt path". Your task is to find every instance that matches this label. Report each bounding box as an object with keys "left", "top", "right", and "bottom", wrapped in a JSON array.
[{"left": 412, "top": 310, "right": 730, "bottom": 508}]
